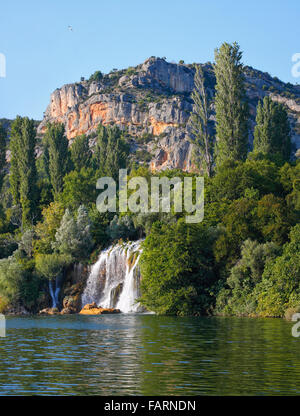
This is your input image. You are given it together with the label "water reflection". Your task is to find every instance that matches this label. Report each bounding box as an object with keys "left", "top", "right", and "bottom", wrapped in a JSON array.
[{"left": 0, "top": 315, "right": 299, "bottom": 395}]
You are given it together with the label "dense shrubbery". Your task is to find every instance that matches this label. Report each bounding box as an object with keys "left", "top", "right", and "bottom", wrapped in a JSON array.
[{"left": 140, "top": 220, "right": 217, "bottom": 315}]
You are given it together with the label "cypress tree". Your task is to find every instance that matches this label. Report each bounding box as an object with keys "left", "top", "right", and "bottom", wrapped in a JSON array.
[
  {"left": 189, "top": 64, "right": 214, "bottom": 176},
  {"left": 214, "top": 42, "right": 249, "bottom": 168}
]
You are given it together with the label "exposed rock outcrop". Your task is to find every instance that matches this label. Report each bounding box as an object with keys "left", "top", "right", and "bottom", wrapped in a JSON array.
[
  {"left": 39, "top": 307, "right": 60, "bottom": 315},
  {"left": 38, "top": 57, "right": 300, "bottom": 170},
  {"left": 79, "top": 302, "right": 121, "bottom": 315}
]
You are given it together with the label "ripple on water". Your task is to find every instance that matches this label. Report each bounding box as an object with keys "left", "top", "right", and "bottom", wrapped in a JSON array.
[{"left": 0, "top": 315, "right": 299, "bottom": 395}]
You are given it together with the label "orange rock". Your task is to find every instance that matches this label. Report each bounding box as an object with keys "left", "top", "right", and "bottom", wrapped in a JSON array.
[
  {"left": 149, "top": 116, "right": 178, "bottom": 136},
  {"left": 79, "top": 303, "right": 121, "bottom": 315}
]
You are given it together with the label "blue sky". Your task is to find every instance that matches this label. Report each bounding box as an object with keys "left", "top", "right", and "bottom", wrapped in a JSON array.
[{"left": 1, "top": 0, "right": 300, "bottom": 120}]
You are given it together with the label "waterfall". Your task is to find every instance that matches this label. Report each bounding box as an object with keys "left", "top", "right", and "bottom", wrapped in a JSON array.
[
  {"left": 81, "top": 240, "right": 144, "bottom": 313},
  {"left": 49, "top": 274, "right": 63, "bottom": 309}
]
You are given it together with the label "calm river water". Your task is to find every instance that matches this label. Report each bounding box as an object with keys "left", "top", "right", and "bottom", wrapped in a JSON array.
[{"left": 0, "top": 314, "right": 299, "bottom": 395}]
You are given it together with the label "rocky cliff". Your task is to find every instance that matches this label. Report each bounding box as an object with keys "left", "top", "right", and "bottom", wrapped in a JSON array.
[{"left": 38, "top": 57, "right": 300, "bottom": 171}]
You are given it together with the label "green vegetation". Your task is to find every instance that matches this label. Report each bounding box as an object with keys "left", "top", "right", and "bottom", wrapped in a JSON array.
[
  {"left": 214, "top": 42, "right": 249, "bottom": 168},
  {"left": 0, "top": 122, "right": 6, "bottom": 193},
  {"left": 9, "top": 117, "right": 38, "bottom": 228},
  {"left": 140, "top": 220, "right": 216, "bottom": 315},
  {"left": 44, "top": 122, "right": 71, "bottom": 196},
  {"left": 70, "top": 134, "right": 92, "bottom": 171},
  {"left": 0, "top": 41, "right": 299, "bottom": 317},
  {"left": 88, "top": 70, "right": 103, "bottom": 82},
  {"left": 92, "top": 124, "right": 129, "bottom": 180},
  {"left": 189, "top": 65, "right": 214, "bottom": 176},
  {"left": 253, "top": 96, "right": 291, "bottom": 161}
]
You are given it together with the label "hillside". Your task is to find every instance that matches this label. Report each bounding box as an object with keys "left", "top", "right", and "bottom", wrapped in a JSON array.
[{"left": 38, "top": 57, "right": 300, "bottom": 171}]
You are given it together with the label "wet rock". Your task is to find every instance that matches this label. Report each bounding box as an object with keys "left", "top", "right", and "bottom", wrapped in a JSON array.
[
  {"left": 39, "top": 307, "right": 60, "bottom": 315},
  {"left": 79, "top": 303, "right": 121, "bottom": 315},
  {"left": 60, "top": 307, "right": 76, "bottom": 315}
]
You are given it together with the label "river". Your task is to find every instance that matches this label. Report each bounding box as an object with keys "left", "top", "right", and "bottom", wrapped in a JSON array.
[{"left": 0, "top": 314, "right": 299, "bottom": 395}]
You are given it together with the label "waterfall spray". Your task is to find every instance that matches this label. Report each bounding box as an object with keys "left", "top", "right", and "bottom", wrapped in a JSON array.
[
  {"left": 49, "top": 274, "right": 63, "bottom": 309},
  {"left": 49, "top": 280, "right": 57, "bottom": 309},
  {"left": 81, "top": 240, "right": 144, "bottom": 313}
]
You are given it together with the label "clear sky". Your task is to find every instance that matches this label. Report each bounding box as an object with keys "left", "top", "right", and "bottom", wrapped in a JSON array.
[{"left": 1, "top": 0, "right": 300, "bottom": 120}]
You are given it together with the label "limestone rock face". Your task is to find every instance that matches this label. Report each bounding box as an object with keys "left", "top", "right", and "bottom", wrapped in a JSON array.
[{"left": 38, "top": 57, "right": 300, "bottom": 170}]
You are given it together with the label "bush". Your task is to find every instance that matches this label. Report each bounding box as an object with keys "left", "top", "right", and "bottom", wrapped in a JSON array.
[
  {"left": 89, "top": 71, "right": 103, "bottom": 82},
  {"left": 215, "top": 239, "right": 281, "bottom": 316},
  {"left": 256, "top": 224, "right": 300, "bottom": 317},
  {"left": 35, "top": 253, "right": 72, "bottom": 280}
]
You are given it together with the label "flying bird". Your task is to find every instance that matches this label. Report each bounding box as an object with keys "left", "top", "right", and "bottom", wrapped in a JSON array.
[{"left": 68, "top": 25, "right": 73, "bottom": 32}]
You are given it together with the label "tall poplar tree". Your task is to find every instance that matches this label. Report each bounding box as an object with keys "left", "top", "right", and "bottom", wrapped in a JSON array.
[
  {"left": 253, "top": 96, "right": 291, "bottom": 161},
  {"left": 189, "top": 65, "right": 214, "bottom": 176},
  {"left": 45, "top": 122, "right": 71, "bottom": 196},
  {"left": 0, "top": 122, "right": 6, "bottom": 192},
  {"left": 92, "top": 123, "right": 108, "bottom": 171},
  {"left": 10, "top": 116, "right": 23, "bottom": 205},
  {"left": 9, "top": 116, "right": 38, "bottom": 227},
  {"left": 70, "top": 134, "right": 92, "bottom": 171},
  {"left": 19, "top": 118, "right": 38, "bottom": 226},
  {"left": 93, "top": 124, "right": 128, "bottom": 180},
  {"left": 214, "top": 42, "right": 249, "bottom": 168}
]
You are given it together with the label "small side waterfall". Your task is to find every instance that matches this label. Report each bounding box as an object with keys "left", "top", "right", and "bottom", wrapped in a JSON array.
[
  {"left": 81, "top": 240, "right": 144, "bottom": 313},
  {"left": 49, "top": 274, "right": 63, "bottom": 309}
]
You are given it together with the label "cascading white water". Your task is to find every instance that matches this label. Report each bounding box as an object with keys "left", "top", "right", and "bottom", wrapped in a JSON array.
[{"left": 81, "top": 240, "right": 144, "bottom": 313}]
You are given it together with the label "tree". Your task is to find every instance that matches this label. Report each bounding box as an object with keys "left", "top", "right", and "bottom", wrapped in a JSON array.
[
  {"left": 253, "top": 96, "right": 291, "bottom": 161},
  {"left": 60, "top": 168, "right": 97, "bottom": 211},
  {"left": 45, "top": 123, "right": 71, "bottom": 196},
  {"left": 189, "top": 65, "right": 214, "bottom": 176},
  {"left": 255, "top": 194, "right": 294, "bottom": 245},
  {"left": 256, "top": 224, "right": 300, "bottom": 317},
  {"left": 35, "top": 252, "right": 72, "bottom": 309},
  {"left": 107, "top": 215, "right": 136, "bottom": 241},
  {"left": 214, "top": 42, "right": 249, "bottom": 168},
  {"left": 208, "top": 159, "right": 283, "bottom": 203},
  {"left": 216, "top": 239, "right": 281, "bottom": 316},
  {"left": 92, "top": 124, "right": 129, "bottom": 180},
  {"left": 9, "top": 116, "right": 22, "bottom": 205},
  {"left": 0, "top": 122, "right": 6, "bottom": 193},
  {"left": 0, "top": 255, "right": 40, "bottom": 313},
  {"left": 70, "top": 134, "right": 92, "bottom": 171},
  {"left": 18, "top": 228, "right": 35, "bottom": 258},
  {"left": 0, "top": 257, "right": 23, "bottom": 312},
  {"left": 89, "top": 70, "right": 103, "bottom": 82},
  {"left": 9, "top": 117, "right": 38, "bottom": 228},
  {"left": 34, "top": 201, "right": 65, "bottom": 254},
  {"left": 19, "top": 118, "right": 38, "bottom": 227},
  {"left": 140, "top": 220, "right": 216, "bottom": 315},
  {"left": 52, "top": 206, "right": 93, "bottom": 260},
  {"left": 92, "top": 123, "right": 108, "bottom": 171}
]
